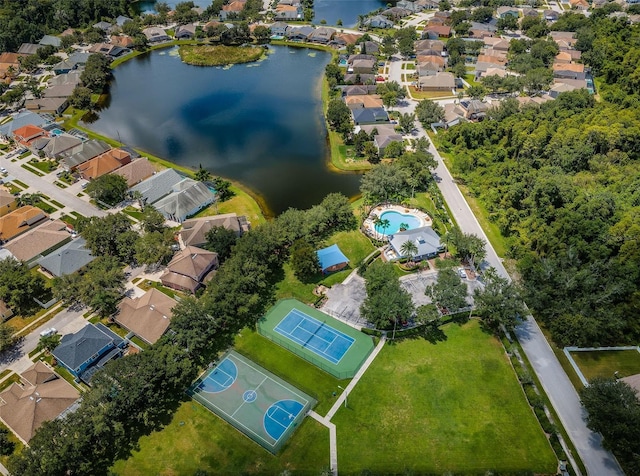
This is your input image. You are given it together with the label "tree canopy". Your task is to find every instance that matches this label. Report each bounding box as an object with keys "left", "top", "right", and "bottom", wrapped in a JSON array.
[{"left": 361, "top": 261, "right": 414, "bottom": 329}]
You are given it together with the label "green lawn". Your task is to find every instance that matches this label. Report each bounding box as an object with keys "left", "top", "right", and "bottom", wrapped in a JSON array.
[
  {"left": 275, "top": 229, "right": 375, "bottom": 303},
  {"left": 332, "top": 321, "right": 558, "bottom": 474},
  {"left": 20, "top": 163, "right": 44, "bottom": 177},
  {"left": 570, "top": 349, "right": 640, "bottom": 381},
  {"left": 194, "top": 183, "right": 267, "bottom": 225}
]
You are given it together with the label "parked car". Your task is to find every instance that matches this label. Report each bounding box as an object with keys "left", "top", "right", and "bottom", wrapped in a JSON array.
[
  {"left": 39, "top": 327, "right": 57, "bottom": 338},
  {"left": 458, "top": 268, "right": 467, "bottom": 279},
  {"left": 0, "top": 167, "right": 7, "bottom": 174}
]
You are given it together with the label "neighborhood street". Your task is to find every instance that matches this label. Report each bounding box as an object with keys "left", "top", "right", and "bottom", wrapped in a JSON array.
[{"left": 384, "top": 55, "right": 623, "bottom": 475}]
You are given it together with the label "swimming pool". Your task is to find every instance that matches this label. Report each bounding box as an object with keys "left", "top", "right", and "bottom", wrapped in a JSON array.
[
  {"left": 374, "top": 210, "right": 422, "bottom": 235},
  {"left": 51, "top": 128, "right": 64, "bottom": 136}
]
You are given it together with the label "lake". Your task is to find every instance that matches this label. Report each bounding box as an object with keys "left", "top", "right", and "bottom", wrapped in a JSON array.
[
  {"left": 86, "top": 46, "right": 362, "bottom": 215},
  {"left": 137, "top": 0, "right": 386, "bottom": 27}
]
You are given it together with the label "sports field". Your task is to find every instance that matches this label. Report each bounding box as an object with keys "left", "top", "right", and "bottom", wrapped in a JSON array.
[
  {"left": 188, "top": 351, "right": 315, "bottom": 453},
  {"left": 259, "top": 299, "right": 374, "bottom": 378}
]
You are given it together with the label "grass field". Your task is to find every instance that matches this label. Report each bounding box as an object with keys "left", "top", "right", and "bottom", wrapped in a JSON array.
[
  {"left": 178, "top": 44, "right": 265, "bottom": 66},
  {"left": 332, "top": 321, "right": 558, "bottom": 474},
  {"left": 275, "top": 229, "right": 375, "bottom": 303},
  {"left": 112, "top": 330, "right": 337, "bottom": 474},
  {"left": 570, "top": 349, "right": 640, "bottom": 381},
  {"left": 194, "top": 183, "right": 267, "bottom": 225}
]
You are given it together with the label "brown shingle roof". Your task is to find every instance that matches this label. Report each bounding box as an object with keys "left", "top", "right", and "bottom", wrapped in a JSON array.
[
  {"left": 0, "top": 189, "right": 15, "bottom": 210},
  {"left": 115, "top": 288, "right": 177, "bottom": 344},
  {"left": 179, "top": 213, "right": 249, "bottom": 247},
  {"left": 77, "top": 149, "right": 130, "bottom": 179},
  {"left": 0, "top": 361, "right": 79, "bottom": 444},
  {"left": 0, "top": 206, "right": 48, "bottom": 242},
  {"left": 4, "top": 219, "right": 69, "bottom": 262},
  {"left": 111, "top": 158, "right": 155, "bottom": 187},
  {"left": 160, "top": 246, "right": 218, "bottom": 293}
]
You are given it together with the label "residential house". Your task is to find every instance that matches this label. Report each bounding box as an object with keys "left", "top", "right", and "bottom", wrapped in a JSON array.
[
  {"left": 0, "top": 301, "right": 13, "bottom": 320},
  {"left": 0, "top": 206, "right": 48, "bottom": 243},
  {"left": 42, "top": 134, "right": 83, "bottom": 159},
  {"left": 130, "top": 168, "right": 184, "bottom": 205},
  {"left": 286, "top": 26, "right": 314, "bottom": 41},
  {"left": 77, "top": 148, "right": 131, "bottom": 180},
  {"left": 416, "top": 54, "right": 445, "bottom": 67},
  {"left": 433, "top": 10, "right": 452, "bottom": 21},
  {"left": 179, "top": 213, "right": 250, "bottom": 247},
  {"left": 422, "top": 25, "right": 451, "bottom": 39},
  {"left": 115, "top": 289, "right": 177, "bottom": 345},
  {"left": 568, "top": 0, "right": 589, "bottom": 10},
  {"left": 470, "top": 20, "right": 498, "bottom": 33},
  {"left": 275, "top": 3, "right": 303, "bottom": 20},
  {"left": 553, "top": 62, "right": 585, "bottom": 80},
  {"left": 0, "top": 111, "right": 48, "bottom": 140},
  {"left": 344, "top": 73, "right": 375, "bottom": 85},
  {"left": 382, "top": 7, "right": 411, "bottom": 19},
  {"left": 48, "top": 70, "right": 82, "bottom": 87},
  {"left": 111, "top": 35, "right": 135, "bottom": 48},
  {"left": 51, "top": 323, "right": 126, "bottom": 384},
  {"left": 4, "top": 219, "right": 70, "bottom": 264},
  {"left": 550, "top": 31, "right": 577, "bottom": 46},
  {"left": 309, "top": 27, "right": 335, "bottom": 44},
  {"left": 331, "top": 32, "right": 361, "bottom": 47},
  {"left": 220, "top": 0, "right": 247, "bottom": 20},
  {"left": 560, "top": 48, "right": 581, "bottom": 61},
  {"left": 175, "top": 24, "right": 197, "bottom": 39},
  {"left": 389, "top": 226, "right": 442, "bottom": 260},
  {"left": 0, "top": 189, "right": 17, "bottom": 217},
  {"left": 349, "top": 58, "right": 376, "bottom": 74},
  {"left": 415, "top": 39, "right": 445, "bottom": 53},
  {"left": 521, "top": 7, "right": 540, "bottom": 17},
  {"left": 152, "top": 179, "right": 216, "bottom": 222},
  {"left": 17, "top": 43, "right": 40, "bottom": 55},
  {"left": 42, "top": 82, "right": 76, "bottom": 97},
  {"left": 111, "top": 158, "right": 156, "bottom": 187},
  {"left": 373, "top": 133, "right": 404, "bottom": 154},
  {"left": 416, "top": 0, "right": 439, "bottom": 8},
  {"left": 160, "top": 246, "right": 219, "bottom": 293},
  {"left": 39, "top": 35, "right": 61, "bottom": 48},
  {"left": 458, "top": 100, "right": 489, "bottom": 120},
  {"left": 60, "top": 139, "right": 111, "bottom": 171},
  {"left": 116, "top": 15, "right": 133, "bottom": 26},
  {"left": 345, "top": 94, "right": 384, "bottom": 109},
  {"left": 544, "top": 10, "right": 560, "bottom": 21},
  {"left": 37, "top": 237, "right": 95, "bottom": 277},
  {"left": 52, "top": 51, "right": 90, "bottom": 74},
  {"left": 25, "top": 97, "right": 68, "bottom": 115},
  {"left": 361, "top": 41, "right": 380, "bottom": 55},
  {"left": 316, "top": 244, "right": 349, "bottom": 274},
  {"left": 0, "top": 361, "right": 79, "bottom": 444},
  {"left": 0, "top": 52, "right": 23, "bottom": 80},
  {"left": 364, "top": 15, "right": 394, "bottom": 29},
  {"left": 93, "top": 21, "right": 114, "bottom": 33},
  {"left": 437, "top": 103, "right": 466, "bottom": 128},
  {"left": 417, "top": 71, "right": 455, "bottom": 91},
  {"left": 417, "top": 60, "right": 443, "bottom": 76},
  {"left": 12, "top": 124, "right": 47, "bottom": 147},
  {"left": 497, "top": 6, "right": 519, "bottom": 18},
  {"left": 555, "top": 51, "right": 573, "bottom": 64},
  {"left": 270, "top": 21, "right": 290, "bottom": 37},
  {"left": 549, "top": 81, "right": 580, "bottom": 98},
  {"left": 352, "top": 107, "right": 390, "bottom": 125},
  {"left": 341, "top": 84, "right": 377, "bottom": 96},
  {"left": 143, "top": 27, "right": 171, "bottom": 43},
  {"left": 469, "top": 28, "right": 494, "bottom": 39},
  {"left": 476, "top": 53, "right": 507, "bottom": 66},
  {"left": 88, "top": 43, "right": 129, "bottom": 58}
]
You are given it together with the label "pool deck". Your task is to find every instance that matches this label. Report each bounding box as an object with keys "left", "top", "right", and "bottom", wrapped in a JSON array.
[{"left": 362, "top": 204, "right": 432, "bottom": 241}]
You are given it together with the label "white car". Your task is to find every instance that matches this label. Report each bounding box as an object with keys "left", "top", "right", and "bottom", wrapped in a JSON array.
[
  {"left": 458, "top": 268, "right": 467, "bottom": 279},
  {"left": 0, "top": 167, "right": 7, "bottom": 174},
  {"left": 39, "top": 327, "right": 57, "bottom": 338}
]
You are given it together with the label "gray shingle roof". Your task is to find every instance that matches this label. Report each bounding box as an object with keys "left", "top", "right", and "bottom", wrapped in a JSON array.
[
  {"left": 153, "top": 179, "right": 215, "bottom": 222},
  {"left": 130, "top": 168, "right": 183, "bottom": 205},
  {"left": 37, "top": 237, "right": 95, "bottom": 277},
  {"left": 52, "top": 323, "right": 121, "bottom": 373},
  {"left": 60, "top": 139, "right": 111, "bottom": 169},
  {"left": 0, "top": 111, "right": 48, "bottom": 138},
  {"left": 389, "top": 226, "right": 442, "bottom": 259}
]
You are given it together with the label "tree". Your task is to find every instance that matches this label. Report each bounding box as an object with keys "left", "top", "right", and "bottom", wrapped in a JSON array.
[
  {"left": 76, "top": 213, "right": 138, "bottom": 262},
  {"left": 454, "top": 21, "right": 471, "bottom": 37},
  {"left": 194, "top": 164, "right": 212, "bottom": 182},
  {"left": 450, "top": 229, "right": 486, "bottom": 268},
  {"left": 0, "top": 321, "right": 16, "bottom": 353},
  {"left": 400, "top": 239, "right": 418, "bottom": 262},
  {"left": 426, "top": 268, "right": 468, "bottom": 314},
  {"left": 363, "top": 142, "right": 379, "bottom": 164},
  {"left": 290, "top": 239, "right": 320, "bottom": 281},
  {"left": 398, "top": 37, "right": 414, "bottom": 58},
  {"left": 466, "top": 85, "right": 487, "bottom": 100},
  {"left": 398, "top": 112, "right": 415, "bottom": 134},
  {"left": 439, "top": 0, "right": 451, "bottom": 10},
  {"left": 415, "top": 99, "right": 445, "bottom": 126},
  {"left": 581, "top": 378, "right": 640, "bottom": 475},
  {"left": 69, "top": 86, "right": 92, "bottom": 110},
  {"left": 496, "top": 16, "right": 518, "bottom": 31},
  {"left": 523, "top": 67, "right": 553, "bottom": 94},
  {"left": 212, "top": 177, "right": 233, "bottom": 202},
  {"left": 80, "top": 53, "right": 112, "bottom": 93},
  {"left": 361, "top": 261, "right": 414, "bottom": 330},
  {"left": 381, "top": 35, "right": 397, "bottom": 57},
  {"left": 473, "top": 267, "right": 526, "bottom": 332},
  {"left": 326, "top": 99, "right": 353, "bottom": 138},
  {"left": 204, "top": 225, "right": 238, "bottom": 262},
  {"left": 0, "top": 258, "right": 46, "bottom": 316},
  {"left": 86, "top": 174, "right": 128, "bottom": 206},
  {"left": 134, "top": 230, "right": 174, "bottom": 266},
  {"left": 383, "top": 140, "right": 404, "bottom": 159},
  {"left": 140, "top": 206, "right": 166, "bottom": 234},
  {"left": 0, "top": 428, "right": 15, "bottom": 456},
  {"left": 38, "top": 333, "right": 61, "bottom": 353}
]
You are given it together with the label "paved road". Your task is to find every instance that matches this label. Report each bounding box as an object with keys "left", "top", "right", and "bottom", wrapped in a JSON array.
[
  {"left": 383, "top": 55, "right": 624, "bottom": 476},
  {"left": 0, "top": 151, "right": 106, "bottom": 218}
]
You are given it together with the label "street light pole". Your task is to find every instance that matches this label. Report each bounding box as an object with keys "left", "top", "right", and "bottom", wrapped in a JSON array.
[{"left": 338, "top": 385, "right": 347, "bottom": 408}]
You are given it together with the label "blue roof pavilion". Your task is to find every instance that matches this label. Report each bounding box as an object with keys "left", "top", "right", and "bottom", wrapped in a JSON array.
[{"left": 316, "top": 244, "right": 349, "bottom": 274}]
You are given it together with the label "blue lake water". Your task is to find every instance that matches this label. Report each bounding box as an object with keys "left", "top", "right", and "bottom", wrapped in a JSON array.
[
  {"left": 85, "top": 46, "right": 362, "bottom": 215},
  {"left": 137, "top": 0, "right": 386, "bottom": 26}
]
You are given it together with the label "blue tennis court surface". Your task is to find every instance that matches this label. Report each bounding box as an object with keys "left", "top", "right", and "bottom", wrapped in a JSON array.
[
  {"left": 274, "top": 309, "right": 355, "bottom": 364},
  {"left": 198, "top": 358, "right": 238, "bottom": 393}
]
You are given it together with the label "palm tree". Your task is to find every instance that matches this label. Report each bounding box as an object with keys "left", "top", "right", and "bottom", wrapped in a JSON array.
[
  {"left": 379, "top": 218, "right": 390, "bottom": 237},
  {"left": 400, "top": 239, "right": 418, "bottom": 263},
  {"left": 399, "top": 222, "right": 409, "bottom": 231},
  {"left": 194, "top": 164, "right": 212, "bottom": 182}
]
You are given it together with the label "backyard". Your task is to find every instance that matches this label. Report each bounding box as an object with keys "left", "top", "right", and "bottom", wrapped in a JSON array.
[
  {"left": 570, "top": 349, "right": 640, "bottom": 381},
  {"left": 332, "top": 321, "right": 558, "bottom": 474}
]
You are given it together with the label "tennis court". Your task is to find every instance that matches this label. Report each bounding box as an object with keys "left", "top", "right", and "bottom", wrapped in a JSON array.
[
  {"left": 274, "top": 308, "right": 354, "bottom": 364},
  {"left": 188, "top": 350, "right": 315, "bottom": 453},
  {"left": 259, "top": 299, "right": 375, "bottom": 379}
]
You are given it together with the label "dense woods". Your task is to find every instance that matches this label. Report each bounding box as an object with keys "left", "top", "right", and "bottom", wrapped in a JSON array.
[{"left": 439, "top": 15, "right": 640, "bottom": 347}]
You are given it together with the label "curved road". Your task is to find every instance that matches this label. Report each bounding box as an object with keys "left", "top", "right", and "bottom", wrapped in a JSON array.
[{"left": 386, "top": 57, "right": 624, "bottom": 475}]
